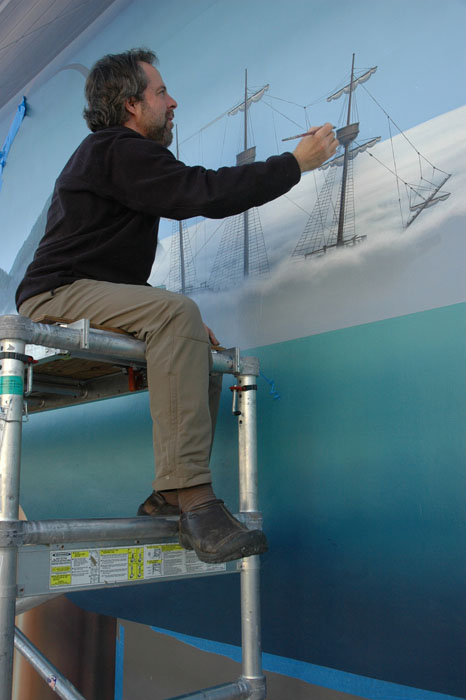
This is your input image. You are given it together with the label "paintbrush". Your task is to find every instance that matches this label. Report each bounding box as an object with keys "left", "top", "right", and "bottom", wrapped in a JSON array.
[{"left": 282, "top": 126, "right": 337, "bottom": 142}]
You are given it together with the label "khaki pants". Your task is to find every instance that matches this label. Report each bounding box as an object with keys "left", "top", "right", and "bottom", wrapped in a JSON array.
[{"left": 19, "top": 280, "right": 222, "bottom": 491}]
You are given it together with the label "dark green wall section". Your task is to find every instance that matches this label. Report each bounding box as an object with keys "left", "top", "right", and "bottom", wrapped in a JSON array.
[{"left": 20, "top": 303, "right": 466, "bottom": 697}]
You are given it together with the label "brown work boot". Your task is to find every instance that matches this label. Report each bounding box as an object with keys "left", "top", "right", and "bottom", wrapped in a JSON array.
[
  {"left": 179, "top": 499, "right": 267, "bottom": 564},
  {"left": 137, "top": 491, "right": 181, "bottom": 516}
]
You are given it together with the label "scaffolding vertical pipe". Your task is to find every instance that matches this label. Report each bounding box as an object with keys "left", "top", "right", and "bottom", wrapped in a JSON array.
[
  {"left": 237, "top": 371, "right": 265, "bottom": 699},
  {"left": 0, "top": 338, "right": 26, "bottom": 700}
]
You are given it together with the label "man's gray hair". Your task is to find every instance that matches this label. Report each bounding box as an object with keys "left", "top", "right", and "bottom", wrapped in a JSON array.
[{"left": 83, "top": 48, "right": 157, "bottom": 132}]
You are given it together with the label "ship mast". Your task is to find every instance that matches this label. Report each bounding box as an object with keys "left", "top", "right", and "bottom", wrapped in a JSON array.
[
  {"left": 209, "top": 75, "right": 270, "bottom": 291},
  {"left": 337, "top": 54, "right": 355, "bottom": 247},
  {"left": 243, "top": 69, "right": 249, "bottom": 277},
  {"left": 291, "top": 56, "right": 378, "bottom": 260},
  {"left": 291, "top": 55, "right": 452, "bottom": 264},
  {"left": 175, "top": 126, "right": 186, "bottom": 293},
  {"left": 168, "top": 125, "right": 198, "bottom": 295}
]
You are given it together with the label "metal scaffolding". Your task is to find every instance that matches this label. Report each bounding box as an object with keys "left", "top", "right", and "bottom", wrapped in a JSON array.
[{"left": 0, "top": 314, "right": 266, "bottom": 700}]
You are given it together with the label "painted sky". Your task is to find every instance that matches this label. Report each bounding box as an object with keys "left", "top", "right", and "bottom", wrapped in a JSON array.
[
  {"left": 151, "top": 106, "right": 466, "bottom": 348},
  {"left": 157, "top": 0, "right": 466, "bottom": 142},
  {"left": 158, "top": 0, "right": 466, "bottom": 159},
  {"left": 155, "top": 0, "right": 466, "bottom": 238},
  {"left": 0, "top": 0, "right": 465, "bottom": 272}
]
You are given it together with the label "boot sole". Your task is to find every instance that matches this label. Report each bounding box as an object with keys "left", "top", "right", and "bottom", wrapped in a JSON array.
[{"left": 179, "top": 531, "right": 267, "bottom": 564}]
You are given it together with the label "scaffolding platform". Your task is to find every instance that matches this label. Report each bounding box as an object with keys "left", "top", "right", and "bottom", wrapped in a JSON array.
[{"left": 0, "top": 314, "right": 265, "bottom": 700}]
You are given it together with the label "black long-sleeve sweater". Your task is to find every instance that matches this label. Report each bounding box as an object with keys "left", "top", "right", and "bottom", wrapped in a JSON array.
[{"left": 16, "top": 126, "right": 301, "bottom": 308}]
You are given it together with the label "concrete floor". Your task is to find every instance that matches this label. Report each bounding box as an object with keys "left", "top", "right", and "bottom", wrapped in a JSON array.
[{"left": 120, "top": 619, "right": 365, "bottom": 700}]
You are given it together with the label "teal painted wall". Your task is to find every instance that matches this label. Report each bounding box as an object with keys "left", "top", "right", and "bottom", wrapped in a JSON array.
[{"left": 20, "top": 303, "right": 466, "bottom": 696}]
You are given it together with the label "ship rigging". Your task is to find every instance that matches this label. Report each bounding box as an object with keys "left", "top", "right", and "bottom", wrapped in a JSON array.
[
  {"left": 168, "top": 71, "right": 270, "bottom": 294},
  {"left": 166, "top": 56, "right": 452, "bottom": 291},
  {"left": 292, "top": 54, "right": 451, "bottom": 260}
]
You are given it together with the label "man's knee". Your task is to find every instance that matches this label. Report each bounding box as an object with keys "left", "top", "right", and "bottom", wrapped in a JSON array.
[
  {"left": 177, "top": 294, "right": 200, "bottom": 317},
  {"left": 164, "top": 294, "right": 205, "bottom": 337}
]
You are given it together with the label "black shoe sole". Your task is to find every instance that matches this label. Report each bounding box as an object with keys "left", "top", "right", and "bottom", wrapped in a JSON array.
[{"left": 179, "top": 530, "right": 268, "bottom": 564}]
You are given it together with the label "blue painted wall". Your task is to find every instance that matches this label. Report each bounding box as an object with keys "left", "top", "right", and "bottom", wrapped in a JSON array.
[{"left": 20, "top": 303, "right": 466, "bottom": 697}]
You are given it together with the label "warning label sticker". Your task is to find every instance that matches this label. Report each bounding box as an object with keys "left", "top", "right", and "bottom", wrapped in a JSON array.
[{"left": 49, "top": 544, "right": 226, "bottom": 589}]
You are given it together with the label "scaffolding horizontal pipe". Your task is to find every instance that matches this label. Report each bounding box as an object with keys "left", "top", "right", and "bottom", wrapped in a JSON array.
[
  {"left": 27, "top": 370, "right": 138, "bottom": 413},
  {"left": 31, "top": 379, "right": 84, "bottom": 397},
  {"left": 0, "top": 314, "right": 146, "bottom": 366},
  {"left": 0, "top": 315, "right": 255, "bottom": 375},
  {"left": 167, "top": 679, "right": 252, "bottom": 700},
  {"left": 0, "top": 516, "right": 178, "bottom": 545},
  {"left": 1, "top": 513, "right": 261, "bottom": 548}
]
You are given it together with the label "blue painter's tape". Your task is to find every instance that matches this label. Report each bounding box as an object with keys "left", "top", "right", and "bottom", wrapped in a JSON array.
[
  {"left": 114, "top": 623, "right": 124, "bottom": 700},
  {"left": 0, "top": 96, "right": 27, "bottom": 191},
  {"left": 150, "top": 626, "right": 463, "bottom": 700}
]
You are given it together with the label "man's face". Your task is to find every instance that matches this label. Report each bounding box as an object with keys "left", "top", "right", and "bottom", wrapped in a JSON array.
[{"left": 136, "top": 62, "right": 177, "bottom": 146}]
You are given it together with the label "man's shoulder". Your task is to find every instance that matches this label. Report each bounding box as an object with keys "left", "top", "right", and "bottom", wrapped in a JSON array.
[
  {"left": 77, "top": 126, "right": 172, "bottom": 159},
  {"left": 61, "top": 127, "right": 151, "bottom": 179},
  {"left": 58, "top": 126, "right": 175, "bottom": 189},
  {"left": 79, "top": 125, "right": 145, "bottom": 149}
]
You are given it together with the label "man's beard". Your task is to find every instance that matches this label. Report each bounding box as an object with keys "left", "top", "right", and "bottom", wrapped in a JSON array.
[
  {"left": 145, "top": 121, "right": 173, "bottom": 147},
  {"left": 138, "top": 100, "right": 174, "bottom": 146}
]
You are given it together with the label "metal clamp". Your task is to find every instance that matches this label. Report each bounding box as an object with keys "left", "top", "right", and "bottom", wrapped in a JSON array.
[
  {"left": 0, "top": 398, "right": 12, "bottom": 419},
  {"left": 127, "top": 367, "right": 147, "bottom": 392},
  {"left": 240, "top": 675, "right": 266, "bottom": 700},
  {"left": 63, "top": 318, "right": 90, "bottom": 349},
  {"left": 0, "top": 400, "right": 15, "bottom": 450},
  {"left": 0, "top": 520, "right": 23, "bottom": 547},
  {"left": 0, "top": 352, "right": 35, "bottom": 364},
  {"left": 25, "top": 363, "right": 34, "bottom": 396},
  {"left": 230, "top": 384, "right": 257, "bottom": 416}
]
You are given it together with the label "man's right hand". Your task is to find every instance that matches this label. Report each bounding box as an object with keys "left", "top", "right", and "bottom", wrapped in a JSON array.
[{"left": 292, "top": 123, "right": 339, "bottom": 173}]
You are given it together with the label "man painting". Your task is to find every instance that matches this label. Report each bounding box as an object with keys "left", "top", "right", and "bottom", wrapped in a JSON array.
[{"left": 16, "top": 49, "right": 338, "bottom": 563}]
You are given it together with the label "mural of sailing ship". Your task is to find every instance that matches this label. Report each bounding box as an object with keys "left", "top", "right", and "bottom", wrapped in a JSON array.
[
  {"left": 167, "top": 128, "right": 200, "bottom": 295},
  {"left": 0, "top": 59, "right": 458, "bottom": 319},
  {"left": 208, "top": 71, "right": 270, "bottom": 292},
  {"left": 168, "top": 70, "right": 270, "bottom": 294},
  {"left": 291, "top": 54, "right": 452, "bottom": 260},
  {"left": 152, "top": 57, "right": 453, "bottom": 293}
]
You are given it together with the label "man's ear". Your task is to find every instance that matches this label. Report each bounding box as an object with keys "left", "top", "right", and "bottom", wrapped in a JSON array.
[{"left": 124, "top": 96, "right": 138, "bottom": 117}]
